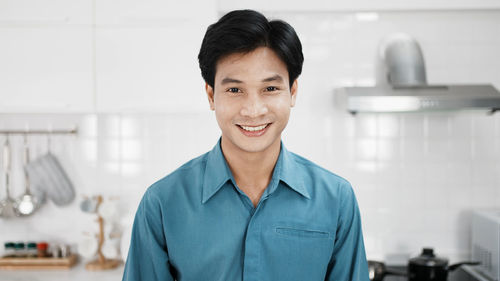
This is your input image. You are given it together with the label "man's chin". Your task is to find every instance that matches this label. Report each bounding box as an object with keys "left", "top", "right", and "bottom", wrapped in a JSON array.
[{"left": 233, "top": 136, "right": 281, "bottom": 154}]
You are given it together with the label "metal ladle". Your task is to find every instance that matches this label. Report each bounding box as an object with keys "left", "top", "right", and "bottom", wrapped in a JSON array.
[
  {"left": 0, "top": 136, "right": 16, "bottom": 218},
  {"left": 14, "top": 134, "right": 39, "bottom": 216}
]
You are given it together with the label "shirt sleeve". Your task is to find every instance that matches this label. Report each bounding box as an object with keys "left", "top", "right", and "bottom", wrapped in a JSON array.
[
  {"left": 122, "top": 189, "right": 175, "bottom": 281},
  {"left": 325, "top": 182, "right": 370, "bottom": 281}
]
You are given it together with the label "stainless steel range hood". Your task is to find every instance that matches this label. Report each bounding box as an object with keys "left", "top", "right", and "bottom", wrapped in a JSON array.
[
  {"left": 342, "top": 84, "right": 500, "bottom": 114},
  {"left": 338, "top": 33, "right": 500, "bottom": 114}
]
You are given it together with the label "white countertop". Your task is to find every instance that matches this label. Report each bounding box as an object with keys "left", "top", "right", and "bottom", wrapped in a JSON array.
[
  {"left": 462, "top": 265, "right": 493, "bottom": 281},
  {"left": 0, "top": 262, "right": 124, "bottom": 281}
]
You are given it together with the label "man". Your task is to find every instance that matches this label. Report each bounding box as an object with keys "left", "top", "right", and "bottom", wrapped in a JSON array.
[{"left": 123, "top": 9, "right": 369, "bottom": 281}]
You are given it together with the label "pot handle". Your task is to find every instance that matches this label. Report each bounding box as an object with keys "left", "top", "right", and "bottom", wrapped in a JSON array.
[
  {"left": 448, "top": 261, "right": 480, "bottom": 271},
  {"left": 385, "top": 268, "right": 407, "bottom": 276}
]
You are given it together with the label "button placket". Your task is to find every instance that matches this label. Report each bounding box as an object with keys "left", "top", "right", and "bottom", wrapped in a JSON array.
[{"left": 242, "top": 197, "right": 267, "bottom": 281}]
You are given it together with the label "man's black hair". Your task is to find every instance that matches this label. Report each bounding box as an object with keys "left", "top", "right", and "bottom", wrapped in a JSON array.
[{"left": 198, "top": 9, "right": 304, "bottom": 90}]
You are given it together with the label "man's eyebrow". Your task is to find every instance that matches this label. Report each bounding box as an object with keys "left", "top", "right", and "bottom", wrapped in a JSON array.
[
  {"left": 261, "top": 74, "right": 284, "bottom": 83},
  {"left": 220, "top": 75, "right": 284, "bottom": 85},
  {"left": 221, "top": 77, "right": 243, "bottom": 85}
]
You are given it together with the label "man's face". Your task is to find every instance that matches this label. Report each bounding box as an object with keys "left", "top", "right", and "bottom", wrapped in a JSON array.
[{"left": 206, "top": 47, "right": 298, "bottom": 154}]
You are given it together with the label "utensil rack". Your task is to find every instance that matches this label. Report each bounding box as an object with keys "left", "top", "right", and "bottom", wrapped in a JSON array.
[{"left": 0, "top": 128, "right": 78, "bottom": 135}]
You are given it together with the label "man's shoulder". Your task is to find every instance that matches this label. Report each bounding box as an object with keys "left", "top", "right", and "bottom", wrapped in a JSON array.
[
  {"left": 147, "top": 152, "right": 209, "bottom": 195},
  {"left": 285, "top": 150, "right": 354, "bottom": 201},
  {"left": 288, "top": 151, "right": 350, "bottom": 187}
]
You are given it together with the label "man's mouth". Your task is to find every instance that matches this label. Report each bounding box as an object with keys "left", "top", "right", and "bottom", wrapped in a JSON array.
[
  {"left": 236, "top": 123, "right": 272, "bottom": 137},
  {"left": 237, "top": 124, "right": 270, "bottom": 132}
]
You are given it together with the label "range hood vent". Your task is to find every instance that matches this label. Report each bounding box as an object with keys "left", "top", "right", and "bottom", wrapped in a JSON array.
[{"left": 338, "top": 33, "right": 500, "bottom": 114}]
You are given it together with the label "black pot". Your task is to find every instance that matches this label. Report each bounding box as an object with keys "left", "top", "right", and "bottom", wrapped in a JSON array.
[{"left": 408, "top": 248, "right": 480, "bottom": 281}]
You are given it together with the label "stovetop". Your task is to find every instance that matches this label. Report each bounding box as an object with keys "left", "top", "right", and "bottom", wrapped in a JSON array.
[{"left": 383, "top": 266, "right": 485, "bottom": 281}]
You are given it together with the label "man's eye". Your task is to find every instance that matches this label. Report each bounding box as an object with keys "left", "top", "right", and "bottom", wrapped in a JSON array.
[
  {"left": 266, "top": 86, "right": 278, "bottom": 92},
  {"left": 227, "top": 88, "right": 240, "bottom": 93}
]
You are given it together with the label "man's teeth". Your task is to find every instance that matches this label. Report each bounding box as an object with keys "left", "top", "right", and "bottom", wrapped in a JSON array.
[{"left": 240, "top": 124, "right": 268, "bottom": 132}]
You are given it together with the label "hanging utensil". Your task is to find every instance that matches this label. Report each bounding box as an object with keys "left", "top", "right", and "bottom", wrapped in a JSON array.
[
  {"left": 0, "top": 136, "right": 16, "bottom": 218},
  {"left": 25, "top": 131, "right": 75, "bottom": 206},
  {"left": 13, "top": 134, "right": 39, "bottom": 216}
]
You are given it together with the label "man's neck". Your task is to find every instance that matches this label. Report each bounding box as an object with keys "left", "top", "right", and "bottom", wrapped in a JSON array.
[{"left": 220, "top": 136, "right": 281, "bottom": 207}]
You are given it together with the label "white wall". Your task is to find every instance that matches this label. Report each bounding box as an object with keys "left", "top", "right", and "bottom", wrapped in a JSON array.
[{"left": 1, "top": 8, "right": 500, "bottom": 268}]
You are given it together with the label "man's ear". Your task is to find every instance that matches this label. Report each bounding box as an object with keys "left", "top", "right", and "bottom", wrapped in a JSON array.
[
  {"left": 205, "top": 83, "right": 215, "bottom": 111},
  {"left": 290, "top": 79, "right": 298, "bottom": 108}
]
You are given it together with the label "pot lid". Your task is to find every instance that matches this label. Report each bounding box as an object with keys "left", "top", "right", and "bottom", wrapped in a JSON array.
[{"left": 409, "top": 248, "right": 449, "bottom": 267}]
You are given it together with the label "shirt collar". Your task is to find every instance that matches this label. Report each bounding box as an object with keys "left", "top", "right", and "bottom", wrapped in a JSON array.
[
  {"left": 202, "top": 139, "right": 233, "bottom": 204},
  {"left": 279, "top": 144, "right": 310, "bottom": 199},
  {"left": 202, "top": 138, "right": 310, "bottom": 204}
]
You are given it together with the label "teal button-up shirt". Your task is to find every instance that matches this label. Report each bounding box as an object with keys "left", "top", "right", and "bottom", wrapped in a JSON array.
[{"left": 123, "top": 139, "right": 369, "bottom": 281}]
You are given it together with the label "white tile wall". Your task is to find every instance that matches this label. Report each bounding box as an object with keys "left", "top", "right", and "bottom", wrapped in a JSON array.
[{"left": 1, "top": 9, "right": 500, "bottom": 268}]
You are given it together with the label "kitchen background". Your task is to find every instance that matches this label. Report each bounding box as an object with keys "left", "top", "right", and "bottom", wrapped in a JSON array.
[{"left": 1, "top": 0, "right": 500, "bottom": 278}]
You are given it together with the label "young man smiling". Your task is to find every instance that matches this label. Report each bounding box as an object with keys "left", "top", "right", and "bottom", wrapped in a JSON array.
[{"left": 123, "top": 9, "right": 369, "bottom": 281}]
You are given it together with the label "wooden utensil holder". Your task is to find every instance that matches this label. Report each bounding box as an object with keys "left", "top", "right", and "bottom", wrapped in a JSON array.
[{"left": 85, "top": 195, "right": 121, "bottom": 271}]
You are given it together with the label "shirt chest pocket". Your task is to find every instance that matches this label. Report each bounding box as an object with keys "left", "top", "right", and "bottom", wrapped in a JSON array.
[
  {"left": 260, "top": 224, "right": 334, "bottom": 281},
  {"left": 275, "top": 227, "right": 330, "bottom": 239}
]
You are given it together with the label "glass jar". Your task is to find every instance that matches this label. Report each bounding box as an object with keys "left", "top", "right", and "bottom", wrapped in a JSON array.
[
  {"left": 26, "top": 242, "right": 37, "bottom": 257},
  {"left": 3, "top": 242, "right": 15, "bottom": 257},
  {"left": 14, "top": 242, "right": 26, "bottom": 257},
  {"left": 37, "top": 242, "right": 48, "bottom": 258}
]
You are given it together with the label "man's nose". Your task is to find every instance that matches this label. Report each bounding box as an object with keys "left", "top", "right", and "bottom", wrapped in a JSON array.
[{"left": 240, "top": 93, "right": 268, "bottom": 118}]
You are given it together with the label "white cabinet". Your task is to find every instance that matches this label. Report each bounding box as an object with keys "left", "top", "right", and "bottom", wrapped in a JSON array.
[
  {"left": 95, "top": 24, "right": 209, "bottom": 113},
  {"left": 95, "top": 0, "right": 217, "bottom": 113},
  {"left": 0, "top": 0, "right": 218, "bottom": 113},
  {"left": 0, "top": 27, "right": 94, "bottom": 113},
  {"left": 95, "top": 0, "right": 216, "bottom": 26},
  {"left": 0, "top": 0, "right": 94, "bottom": 113},
  {"left": 218, "top": 0, "right": 500, "bottom": 12},
  {"left": 0, "top": 0, "right": 92, "bottom": 25}
]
